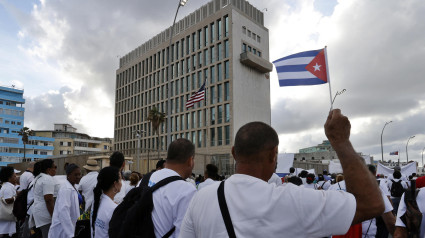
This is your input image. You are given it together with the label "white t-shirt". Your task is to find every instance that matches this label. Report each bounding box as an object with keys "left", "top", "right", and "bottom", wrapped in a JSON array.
[
  {"left": 32, "top": 173, "right": 55, "bottom": 228},
  {"left": 329, "top": 181, "right": 347, "bottom": 192},
  {"left": 113, "top": 179, "right": 127, "bottom": 204},
  {"left": 0, "top": 182, "right": 17, "bottom": 236},
  {"left": 198, "top": 178, "right": 219, "bottom": 191},
  {"left": 361, "top": 187, "right": 393, "bottom": 237},
  {"left": 301, "top": 183, "right": 317, "bottom": 189},
  {"left": 267, "top": 173, "right": 283, "bottom": 186},
  {"left": 92, "top": 194, "right": 117, "bottom": 238},
  {"left": 19, "top": 171, "right": 34, "bottom": 191},
  {"left": 149, "top": 168, "right": 196, "bottom": 238},
  {"left": 377, "top": 178, "right": 390, "bottom": 197},
  {"left": 79, "top": 171, "right": 99, "bottom": 212},
  {"left": 179, "top": 174, "right": 356, "bottom": 238},
  {"left": 396, "top": 188, "right": 425, "bottom": 238},
  {"left": 317, "top": 180, "right": 331, "bottom": 190}
]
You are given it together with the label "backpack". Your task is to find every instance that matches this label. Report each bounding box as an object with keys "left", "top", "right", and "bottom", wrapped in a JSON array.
[
  {"left": 390, "top": 179, "right": 405, "bottom": 197},
  {"left": 400, "top": 181, "right": 422, "bottom": 238},
  {"left": 108, "top": 175, "right": 183, "bottom": 238},
  {"left": 13, "top": 183, "right": 33, "bottom": 222}
]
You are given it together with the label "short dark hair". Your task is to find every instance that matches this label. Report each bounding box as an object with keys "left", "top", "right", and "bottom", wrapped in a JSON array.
[
  {"left": 234, "top": 122, "right": 279, "bottom": 158},
  {"left": 33, "top": 161, "right": 42, "bottom": 177},
  {"left": 65, "top": 163, "right": 79, "bottom": 175},
  {"left": 205, "top": 164, "right": 219, "bottom": 180},
  {"left": 288, "top": 176, "right": 303, "bottom": 186},
  {"left": 167, "top": 138, "right": 195, "bottom": 164},
  {"left": 109, "top": 151, "right": 125, "bottom": 168},
  {"left": 368, "top": 165, "right": 376, "bottom": 175},
  {"left": 289, "top": 167, "right": 295, "bottom": 173},
  {"left": 41, "top": 159, "right": 54, "bottom": 173},
  {"left": 156, "top": 160, "right": 166, "bottom": 169},
  {"left": 393, "top": 170, "right": 402, "bottom": 179},
  {"left": 0, "top": 167, "right": 14, "bottom": 183}
]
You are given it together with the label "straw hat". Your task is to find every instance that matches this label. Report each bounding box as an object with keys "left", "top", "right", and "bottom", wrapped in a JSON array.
[{"left": 83, "top": 159, "right": 100, "bottom": 171}]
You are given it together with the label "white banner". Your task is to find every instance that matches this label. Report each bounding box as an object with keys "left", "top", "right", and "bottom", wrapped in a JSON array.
[
  {"left": 377, "top": 162, "right": 417, "bottom": 177},
  {"left": 276, "top": 153, "right": 294, "bottom": 173},
  {"left": 329, "top": 161, "right": 343, "bottom": 174}
]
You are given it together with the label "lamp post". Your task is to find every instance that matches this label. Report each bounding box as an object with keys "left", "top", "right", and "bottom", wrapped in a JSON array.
[
  {"left": 166, "top": 0, "right": 190, "bottom": 150},
  {"left": 422, "top": 147, "right": 425, "bottom": 172},
  {"left": 380, "top": 121, "right": 392, "bottom": 162},
  {"left": 405, "top": 135, "right": 415, "bottom": 163},
  {"left": 133, "top": 130, "right": 146, "bottom": 172}
]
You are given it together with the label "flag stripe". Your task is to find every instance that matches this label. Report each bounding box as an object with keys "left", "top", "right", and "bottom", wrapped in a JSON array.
[
  {"left": 273, "top": 49, "right": 322, "bottom": 63},
  {"left": 275, "top": 64, "right": 308, "bottom": 72},
  {"left": 277, "top": 71, "right": 315, "bottom": 80},
  {"left": 273, "top": 57, "right": 314, "bottom": 67},
  {"left": 279, "top": 78, "right": 326, "bottom": 87}
]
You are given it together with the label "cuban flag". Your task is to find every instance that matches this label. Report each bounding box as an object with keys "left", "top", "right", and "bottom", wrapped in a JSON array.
[
  {"left": 389, "top": 151, "right": 399, "bottom": 155},
  {"left": 273, "top": 49, "right": 329, "bottom": 87}
]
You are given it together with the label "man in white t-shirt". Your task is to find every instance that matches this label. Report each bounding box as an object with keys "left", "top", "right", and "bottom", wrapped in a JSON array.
[
  {"left": 394, "top": 187, "right": 425, "bottom": 237},
  {"left": 19, "top": 162, "right": 35, "bottom": 191},
  {"left": 78, "top": 159, "right": 100, "bottom": 212},
  {"left": 198, "top": 164, "right": 220, "bottom": 190},
  {"left": 179, "top": 109, "right": 385, "bottom": 238},
  {"left": 149, "top": 138, "right": 197, "bottom": 238}
]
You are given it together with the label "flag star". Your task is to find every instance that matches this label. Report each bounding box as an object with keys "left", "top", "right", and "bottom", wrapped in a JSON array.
[{"left": 313, "top": 63, "right": 321, "bottom": 71}]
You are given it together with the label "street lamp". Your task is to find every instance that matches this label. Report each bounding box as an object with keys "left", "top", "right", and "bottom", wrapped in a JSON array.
[
  {"left": 133, "top": 130, "right": 146, "bottom": 173},
  {"left": 405, "top": 135, "right": 415, "bottom": 163},
  {"left": 380, "top": 121, "right": 392, "bottom": 162},
  {"left": 422, "top": 147, "right": 425, "bottom": 172},
  {"left": 166, "top": 0, "right": 190, "bottom": 150}
]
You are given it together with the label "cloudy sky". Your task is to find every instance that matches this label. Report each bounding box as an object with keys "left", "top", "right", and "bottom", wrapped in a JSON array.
[{"left": 1, "top": 0, "right": 424, "bottom": 166}]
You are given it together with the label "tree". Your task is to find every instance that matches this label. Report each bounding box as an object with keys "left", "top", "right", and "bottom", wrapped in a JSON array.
[
  {"left": 147, "top": 107, "right": 166, "bottom": 161},
  {"left": 18, "top": 127, "right": 33, "bottom": 161}
]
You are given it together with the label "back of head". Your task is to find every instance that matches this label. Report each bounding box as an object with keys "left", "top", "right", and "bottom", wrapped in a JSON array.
[
  {"left": 323, "top": 170, "right": 328, "bottom": 175},
  {"left": 233, "top": 121, "right": 279, "bottom": 162},
  {"left": 393, "top": 170, "right": 401, "bottom": 179},
  {"left": 156, "top": 160, "right": 166, "bottom": 170},
  {"left": 318, "top": 174, "right": 325, "bottom": 181},
  {"left": 299, "top": 170, "right": 308, "bottom": 178},
  {"left": 41, "top": 159, "right": 54, "bottom": 173},
  {"left": 166, "top": 138, "right": 195, "bottom": 164},
  {"left": 336, "top": 174, "right": 344, "bottom": 183},
  {"left": 33, "top": 161, "right": 42, "bottom": 177},
  {"left": 0, "top": 167, "right": 14, "bottom": 183},
  {"left": 65, "top": 163, "right": 79, "bottom": 175},
  {"left": 205, "top": 164, "right": 219, "bottom": 180},
  {"left": 288, "top": 176, "right": 303, "bottom": 186},
  {"left": 123, "top": 170, "right": 131, "bottom": 180},
  {"left": 368, "top": 164, "right": 377, "bottom": 175},
  {"left": 289, "top": 167, "right": 295, "bottom": 173},
  {"left": 306, "top": 173, "right": 315, "bottom": 184},
  {"left": 129, "top": 172, "right": 140, "bottom": 185},
  {"left": 109, "top": 151, "right": 125, "bottom": 169}
]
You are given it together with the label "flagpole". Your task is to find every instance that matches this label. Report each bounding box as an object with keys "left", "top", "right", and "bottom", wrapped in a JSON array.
[{"left": 324, "top": 46, "right": 333, "bottom": 109}]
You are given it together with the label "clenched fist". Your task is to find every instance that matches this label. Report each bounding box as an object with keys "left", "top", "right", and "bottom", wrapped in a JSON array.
[{"left": 324, "top": 109, "right": 351, "bottom": 146}]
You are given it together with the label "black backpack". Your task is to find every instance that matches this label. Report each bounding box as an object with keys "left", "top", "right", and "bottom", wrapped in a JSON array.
[
  {"left": 390, "top": 179, "right": 405, "bottom": 197},
  {"left": 108, "top": 175, "right": 183, "bottom": 238},
  {"left": 400, "top": 180, "right": 422, "bottom": 238},
  {"left": 13, "top": 183, "right": 33, "bottom": 222}
]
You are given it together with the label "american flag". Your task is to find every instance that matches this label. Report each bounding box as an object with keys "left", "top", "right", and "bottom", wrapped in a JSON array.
[{"left": 186, "top": 82, "right": 206, "bottom": 109}]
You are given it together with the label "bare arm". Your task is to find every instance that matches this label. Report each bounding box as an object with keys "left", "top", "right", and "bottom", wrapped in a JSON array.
[
  {"left": 382, "top": 211, "right": 396, "bottom": 235},
  {"left": 4, "top": 197, "right": 14, "bottom": 204},
  {"left": 393, "top": 226, "right": 407, "bottom": 238},
  {"left": 325, "top": 109, "right": 384, "bottom": 225},
  {"left": 44, "top": 194, "right": 55, "bottom": 217}
]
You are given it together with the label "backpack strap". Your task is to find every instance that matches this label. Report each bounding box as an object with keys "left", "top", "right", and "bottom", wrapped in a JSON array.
[
  {"left": 337, "top": 182, "right": 342, "bottom": 190},
  {"left": 217, "top": 181, "right": 236, "bottom": 238},
  {"left": 150, "top": 175, "right": 183, "bottom": 238}
]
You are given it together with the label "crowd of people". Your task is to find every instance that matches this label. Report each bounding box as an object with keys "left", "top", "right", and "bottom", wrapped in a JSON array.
[{"left": 0, "top": 109, "right": 423, "bottom": 238}]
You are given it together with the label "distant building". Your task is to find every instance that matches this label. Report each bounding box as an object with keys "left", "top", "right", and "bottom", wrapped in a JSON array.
[
  {"left": 114, "top": 0, "right": 272, "bottom": 174},
  {"left": 0, "top": 86, "right": 54, "bottom": 165},
  {"left": 34, "top": 124, "right": 113, "bottom": 156}
]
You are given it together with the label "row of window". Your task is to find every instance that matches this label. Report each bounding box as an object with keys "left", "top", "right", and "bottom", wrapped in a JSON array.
[
  {"left": 0, "top": 118, "right": 22, "bottom": 126},
  {"left": 115, "top": 65, "right": 230, "bottom": 115},
  {"left": 116, "top": 15, "right": 229, "bottom": 89},
  {"left": 0, "top": 101, "right": 18, "bottom": 107},
  {"left": 0, "top": 108, "right": 24, "bottom": 117},
  {"left": 242, "top": 43, "right": 262, "bottom": 57},
  {"left": 242, "top": 26, "right": 261, "bottom": 43}
]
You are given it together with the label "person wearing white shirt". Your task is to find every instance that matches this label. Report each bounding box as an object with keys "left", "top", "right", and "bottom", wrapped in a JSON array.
[
  {"left": 109, "top": 152, "right": 127, "bottom": 204},
  {"left": 198, "top": 164, "right": 220, "bottom": 190},
  {"left": 267, "top": 173, "right": 283, "bottom": 186},
  {"left": 79, "top": 159, "right": 100, "bottom": 212},
  {"left": 0, "top": 167, "right": 17, "bottom": 237},
  {"left": 33, "top": 159, "right": 57, "bottom": 238},
  {"left": 179, "top": 110, "right": 385, "bottom": 238},
  {"left": 316, "top": 174, "right": 331, "bottom": 190},
  {"left": 18, "top": 162, "right": 35, "bottom": 192},
  {"left": 91, "top": 166, "right": 122, "bottom": 238},
  {"left": 23, "top": 161, "right": 42, "bottom": 238},
  {"left": 149, "top": 139, "right": 197, "bottom": 238},
  {"left": 49, "top": 164, "right": 82, "bottom": 238},
  {"left": 394, "top": 187, "right": 425, "bottom": 238},
  {"left": 301, "top": 173, "right": 316, "bottom": 189},
  {"left": 387, "top": 170, "right": 409, "bottom": 215}
]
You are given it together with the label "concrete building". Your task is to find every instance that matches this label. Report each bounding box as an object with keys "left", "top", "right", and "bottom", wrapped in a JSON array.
[
  {"left": 115, "top": 0, "right": 272, "bottom": 174},
  {"left": 34, "top": 124, "right": 113, "bottom": 156},
  {"left": 295, "top": 140, "right": 337, "bottom": 162},
  {"left": 0, "top": 86, "right": 54, "bottom": 165}
]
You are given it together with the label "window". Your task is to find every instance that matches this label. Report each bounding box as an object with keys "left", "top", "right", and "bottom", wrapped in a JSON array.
[
  {"left": 242, "top": 43, "right": 247, "bottom": 53},
  {"left": 247, "top": 30, "right": 251, "bottom": 38},
  {"left": 217, "top": 63, "right": 222, "bottom": 81},
  {"left": 210, "top": 46, "right": 215, "bottom": 63},
  {"left": 225, "top": 104, "right": 230, "bottom": 122},
  {"left": 218, "top": 105, "right": 223, "bottom": 124},
  {"left": 197, "top": 130, "right": 202, "bottom": 147},
  {"left": 210, "top": 128, "right": 215, "bottom": 146},
  {"left": 217, "top": 19, "right": 222, "bottom": 40},
  {"left": 224, "top": 61, "right": 229, "bottom": 79},
  {"left": 218, "top": 127, "right": 222, "bottom": 145},
  {"left": 204, "top": 26, "right": 208, "bottom": 46},
  {"left": 198, "top": 29, "right": 202, "bottom": 50},
  {"left": 248, "top": 46, "right": 252, "bottom": 52},
  {"left": 210, "top": 65, "right": 215, "bottom": 84},
  {"left": 224, "top": 82, "right": 229, "bottom": 101},
  {"left": 257, "top": 35, "right": 261, "bottom": 43},
  {"left": 192, "top": 32, "right": 196, "bottom": 52},
  {"left": 242, "top": 26, "right": 246, "bottom": 34},
  {"left": 197, "top": 110, "right": 202, "bottom": 127},
  {"left": 192, "top": 131, "right": 196, "bottom": 145},
  {"left": 225, "top": 125, "right": 230, "bottom": 145},
  {"left": 224, "top": 15, "right": 229, "bottom": 37},
  {"left": 217, "top": 84, "right": 222, "bottom": 103},
  {"left": 217, "top": 43, "right": 222, "bottom": 60},
  {"left": 211, "top": 107, "right": 216, "bottom": 125},
  {"left": 210, "top": 86, "right": 215, "bottom": 104},
  {"left": 224, "top": 40, "right": 229, "bottom": 58},
  {"left": 211, "top": 22, "right": 215, "bottom": 43}
]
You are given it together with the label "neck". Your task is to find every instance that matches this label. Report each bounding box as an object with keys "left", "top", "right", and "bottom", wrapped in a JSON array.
[
  {"left": 165, "top": 164, "right": 187, "bottom": 179},
  {"left": 104, "top": 188, "right": 116, "bottom": 201},
  {"left": 236, "top": 162, "right": 271, "bottom": 182}
]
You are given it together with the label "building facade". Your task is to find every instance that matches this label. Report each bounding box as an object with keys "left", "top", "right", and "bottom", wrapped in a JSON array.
[
  {"left": 34, "top": 124, "right": 113, "bottom": 156},
  {"left": 115, "top": 0, "right": 272, "bottom": 174},
  {"left": 0, "top": 86, "right": 54, "bottom": 166}
]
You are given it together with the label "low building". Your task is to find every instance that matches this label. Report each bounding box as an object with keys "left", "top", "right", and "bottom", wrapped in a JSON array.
[{"left": 34, "top": 124, "right": 113, "bottom": 156}]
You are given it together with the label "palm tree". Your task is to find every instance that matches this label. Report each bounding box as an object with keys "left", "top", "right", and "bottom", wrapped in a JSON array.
[
  {"left": 147, "top": 107, "right": 165, "bottom": 161},
  {"left": 18, "top": 127, "right": 33, "bottom": 161}
]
